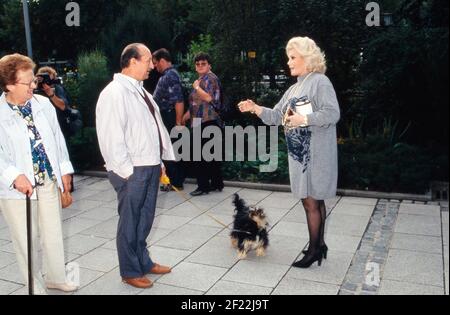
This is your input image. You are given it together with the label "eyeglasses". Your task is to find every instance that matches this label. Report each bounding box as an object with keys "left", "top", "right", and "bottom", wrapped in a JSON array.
[
  {"left": 195, "top": 62, "right": 209, "bottom": 67},
  {"left": 16, "top": 77, "right": 38, "bottom": 88}
]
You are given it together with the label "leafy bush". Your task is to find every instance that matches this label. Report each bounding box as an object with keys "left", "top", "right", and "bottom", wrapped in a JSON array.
[
  {"left": 63, "top": 75, "right": 81, "bottom": 109},
  {"left": 180, "top": 34, "right": 215, "bottom": 73},
  {"left": 222, "top": 132, "right": 290, "bottom": 184},
  {"left": 76, "top": 50, "right": 110, "bottom": 127},
  {"left": 68, "top": 127, "right": 103, "bottom": 172},
  {"left": 222, "top": 123, "right": 448, "bottom": 194},
  {"left": 338, "top": 135, "right": 447, "bottom": 194}
]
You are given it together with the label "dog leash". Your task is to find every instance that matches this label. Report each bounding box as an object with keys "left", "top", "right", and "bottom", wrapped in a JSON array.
[{"left": 161, "top": 176, "right": 252, "bottom": 235}]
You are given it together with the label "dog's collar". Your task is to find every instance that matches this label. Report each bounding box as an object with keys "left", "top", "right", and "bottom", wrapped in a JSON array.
[{"left": 231, "top": 229, "right": 252, "bottom": 235}]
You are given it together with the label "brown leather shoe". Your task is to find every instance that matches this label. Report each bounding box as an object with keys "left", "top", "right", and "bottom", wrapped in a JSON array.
[
  {"left": 148, "top": 263, "right": 172, "bottom": 275},
  {"left": 122, "top": 277, "right": 153, "bottom": 289}
]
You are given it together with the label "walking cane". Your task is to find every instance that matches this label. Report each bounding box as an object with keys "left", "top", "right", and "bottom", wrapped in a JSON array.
[{"left": 26, "top": 194, "right": 34, "bottom": 295}]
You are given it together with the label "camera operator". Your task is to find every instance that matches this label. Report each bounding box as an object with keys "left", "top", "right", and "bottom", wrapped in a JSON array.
[
  {"left": 36, "top": 66, "right": 74, "bottom": 192},
  {"left": 36, "top": 66, "right": 71, "bottom": 138}
]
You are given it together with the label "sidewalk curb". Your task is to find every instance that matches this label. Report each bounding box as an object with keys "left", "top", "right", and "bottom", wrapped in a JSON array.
[{"left": 79, "top": 171, "right": 432, "bottom": 202}]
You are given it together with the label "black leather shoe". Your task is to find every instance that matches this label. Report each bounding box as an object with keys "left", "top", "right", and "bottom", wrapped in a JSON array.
[{"left": 190, "top": 189, "right": 209, "bottom": 196}]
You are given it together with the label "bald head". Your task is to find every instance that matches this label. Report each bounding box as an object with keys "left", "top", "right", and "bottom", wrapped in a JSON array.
[
  {"left": 120, "top": 43, "right": 153, "bottom": 81},
  {"left": 120, "top": 43, "right": 150, "bottom": 70}
]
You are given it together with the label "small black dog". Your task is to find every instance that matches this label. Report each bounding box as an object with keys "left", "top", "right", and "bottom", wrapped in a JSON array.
[{"left": 230, "top": 194, "right": 269, "bottom": 259}]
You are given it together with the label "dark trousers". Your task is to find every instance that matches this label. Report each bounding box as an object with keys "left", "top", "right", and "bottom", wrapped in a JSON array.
[
  {"left": 108, "top": 165, "right": 161, "bottom": 278},
  {"left": 192, "top": 120, "right": 224, "bottom": 192},
  {"left": 161, "top": 109, "right": 185, "bottom": 187}
]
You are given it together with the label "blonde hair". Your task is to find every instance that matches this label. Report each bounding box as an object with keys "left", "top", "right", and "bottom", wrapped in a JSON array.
[
  {"left": 37, "top": 66, "right": 57, "bottom": 77},
  {"left": 286, "top": 37, "right": 327, "bottom": 74}
]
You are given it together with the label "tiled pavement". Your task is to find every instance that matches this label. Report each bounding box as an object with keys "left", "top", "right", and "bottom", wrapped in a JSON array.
[{"left": 0, "top": 175, "right": 448, "bottom": 295}]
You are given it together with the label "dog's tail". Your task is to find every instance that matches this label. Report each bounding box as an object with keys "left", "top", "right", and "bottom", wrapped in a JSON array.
[{"left": 232, "top": 193, "right": 247, "bottom": 213}]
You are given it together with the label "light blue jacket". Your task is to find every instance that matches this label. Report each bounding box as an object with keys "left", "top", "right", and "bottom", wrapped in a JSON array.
[{"left": 0, "top": 93, "right": 74, "bottom": 200}]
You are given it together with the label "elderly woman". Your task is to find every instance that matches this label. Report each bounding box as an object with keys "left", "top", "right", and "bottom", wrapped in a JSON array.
[
  {"left": 0, "top": 54, "right": 77, "bottom": 293},
  {"left": 239, "top": 37, "right": 340, "bottom": 268}
]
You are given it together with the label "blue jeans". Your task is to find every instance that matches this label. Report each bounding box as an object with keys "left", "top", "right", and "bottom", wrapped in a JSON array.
[{"left": 108, "top": 165, "right": 161, "bottom": 278}]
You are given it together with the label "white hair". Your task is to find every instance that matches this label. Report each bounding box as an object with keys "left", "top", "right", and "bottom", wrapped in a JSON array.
[{"left": 286, "top": 37, "right": 327, "bottom": 74}]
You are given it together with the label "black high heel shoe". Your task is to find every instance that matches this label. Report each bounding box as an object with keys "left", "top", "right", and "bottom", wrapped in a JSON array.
[
  {"left": 302, "top": 245, "right": 328, "bottom": 260},
  {"left": 292, "top": 251, "right": 323, "bottom": 268}
]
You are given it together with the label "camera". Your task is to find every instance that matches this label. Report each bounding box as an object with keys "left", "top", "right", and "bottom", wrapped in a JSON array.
[{"left": 36, "top": 73, "right": 61, "bottom": 90}]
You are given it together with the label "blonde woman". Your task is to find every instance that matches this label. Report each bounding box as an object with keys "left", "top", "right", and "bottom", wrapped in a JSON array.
[{"left": 239, "top": 37, "right": 340, "bottom": 268}]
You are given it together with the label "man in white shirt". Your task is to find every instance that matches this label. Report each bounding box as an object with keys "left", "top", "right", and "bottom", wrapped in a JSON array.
[{"left": 96, "top": 43, "right": 175, "bottom": 289}]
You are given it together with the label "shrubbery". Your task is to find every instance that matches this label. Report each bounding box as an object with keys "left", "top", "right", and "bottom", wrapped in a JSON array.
[
  {"left": 76, "top": 50, "right": 110, "bottom": 128},
  {"left": 64, "top": 50, "right": 110, "bottom": 172},
  {"left": 222, "top": 133, "right": 447, "bottom": 194},
  {"left": 68, "top": 127, "right": 103, "bottom": 171}
]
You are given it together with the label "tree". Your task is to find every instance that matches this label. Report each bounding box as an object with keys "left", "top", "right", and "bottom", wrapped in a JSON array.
[
  {"left": 0, "top": 0, "right": 140, "bottom": 61},
  {"left": 100, "top": 2, "right": 171, "bottom": 72},
  {"left": 207, "top": 0, "right": 367, "bottom": 112},
  {"left": 358, "top": 0, "right": 449, "bottom": 149},
  {"left": 146, "top": 0, "right": 211, "bottom": 58},
  {"left": 0, "top": 0, "right": 25, "bottom": 55}
]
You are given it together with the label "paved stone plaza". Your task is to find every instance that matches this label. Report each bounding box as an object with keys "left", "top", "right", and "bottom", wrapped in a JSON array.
[{"left": 0, "top": 175, "right": 448, "bottom": 295}]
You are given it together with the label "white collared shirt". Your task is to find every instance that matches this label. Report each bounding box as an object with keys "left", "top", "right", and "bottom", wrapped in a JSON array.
[{"left": 122, "top": 73, "right": 144, "bottom": 89}]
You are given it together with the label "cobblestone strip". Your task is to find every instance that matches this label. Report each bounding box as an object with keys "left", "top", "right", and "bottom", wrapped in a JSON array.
[{"left": 339, "top": 200, "right": 400, "bottom": 295}]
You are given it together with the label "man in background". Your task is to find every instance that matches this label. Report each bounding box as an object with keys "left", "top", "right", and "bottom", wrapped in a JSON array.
[{"left": 152, "top": 48, "right": 186, "bottom": 191}]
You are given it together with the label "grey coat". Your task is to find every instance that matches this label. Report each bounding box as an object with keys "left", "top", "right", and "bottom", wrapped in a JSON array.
[{"left": 259, "top": 72, "right": 340, "bottom": 200}]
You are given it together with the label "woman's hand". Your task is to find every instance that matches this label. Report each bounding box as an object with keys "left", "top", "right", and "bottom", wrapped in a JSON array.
[
  {"left": 62, "top": 174, "right": 72, "bottom": 193},
  {"left": 13, "top": 174, "right": 34, "bottom": 197},
  {"left": 193, "top": 80, "right": 201, "bottom": 91},
  {"left": 284, "top": 111, "right": 308, "bottom": 128},
  {"left": 238, "top": 100, "right": 261, "bottom": 115}
]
